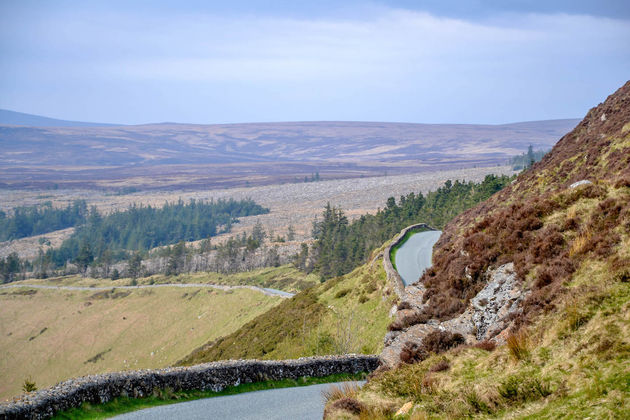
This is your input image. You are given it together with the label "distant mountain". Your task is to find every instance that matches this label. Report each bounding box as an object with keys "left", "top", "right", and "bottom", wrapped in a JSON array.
[
  {"left": 0, "top": 109, "right": 117, "bottom": 127},
  {"left": 0, "top": 119, "right": 580, "bottom": 167},
  {"left": 0, "top": 118, "right": 580, "bottom": 189}
]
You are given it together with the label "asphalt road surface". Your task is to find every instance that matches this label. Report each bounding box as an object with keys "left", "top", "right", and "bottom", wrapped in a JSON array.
[
  {"left": 395, "top": 230, "right": 442, "bottom": 286},
  {"left": 112, "top": 381, "right": 364, "bottom": 420}
]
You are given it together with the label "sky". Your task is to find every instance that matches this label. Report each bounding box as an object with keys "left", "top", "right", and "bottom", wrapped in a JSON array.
[{"left": 1, "top": 0, "right": 629, "bottom": 125}]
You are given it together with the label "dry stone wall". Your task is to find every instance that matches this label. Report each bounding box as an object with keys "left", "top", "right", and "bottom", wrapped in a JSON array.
[{"left": 0, "top": 355, "right": 379, "bottom": 420}]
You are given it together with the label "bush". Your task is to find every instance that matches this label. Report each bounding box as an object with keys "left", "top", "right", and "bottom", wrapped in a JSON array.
[
  {"left": 22, "top": 377, "right": 37, "bottom": 392},
  {"left": 473, "top": 340, "right": 496, "bottom": 351},
  {"left": 334, "top": 288, "right": 351, "bottom": 298},
  {"left": 328, "top": 397, "right": 365, "bottom": 415},
  {"left": 400, "top": 341, "right": 428, "bottom": 364},
  {"left": 423, "top": 330, "right": 465, "bottom": 354},
  {"left": 507, "top": 330, "right": 530, "bottom": 361},
  {"left": 397, "top": 301, "right": 412, "bottom": 310},
  {"left": 428, "top": 360, "right": 450, "bottom": 372},
  {"left": 388, "top": 310, "right": 430, "bottom": 331},
  {"left": 498, "top": 375, "right": 552, "bottom": 403},
  {"left": 400, "top": 331, "right": 464, "bottom": 364}
]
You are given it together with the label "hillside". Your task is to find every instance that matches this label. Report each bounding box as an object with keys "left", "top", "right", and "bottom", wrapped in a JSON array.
[
  {"left": 178, "top": 260, "right": 395, "bottom": 364},
  {"left": 0, "top": 266, "right": 316, "bottom": 400},
  {"left": 323, "top": 83, "right": 630, "bottom": 418},
  {"left": 0, "top": 119, "right": 576, "bottom": 189}
]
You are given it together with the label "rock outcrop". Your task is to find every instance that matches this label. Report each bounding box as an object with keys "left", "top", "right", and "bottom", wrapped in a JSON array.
[{"left": 381, "top": 263, "right": 525, "bottom": 367}]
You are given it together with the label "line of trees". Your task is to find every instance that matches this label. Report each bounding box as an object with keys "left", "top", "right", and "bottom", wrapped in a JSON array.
[
  {"left": 309, "top": 174, "right": 514, "bottom": 279},
  {"left": 0, "top": 200, "right": 88, "bottom": 241},
  {"left": 0, "top": 252, "right": 30, "bottom": 283},
  {"left": 41, "top": 198, "right": 269, "bottom": 271}
]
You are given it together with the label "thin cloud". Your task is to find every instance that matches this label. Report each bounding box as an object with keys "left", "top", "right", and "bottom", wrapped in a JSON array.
[{"left": 0, "top": 5, "right": 629, "bottom": 123}]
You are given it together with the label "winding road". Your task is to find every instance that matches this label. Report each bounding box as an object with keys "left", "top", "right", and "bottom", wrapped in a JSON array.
[
  {"left": 0, "top": 282, "right": 294, "bottom": 298},
  {"left": 394, "top": 230, "right": 442, "bottom": 286},
  {"left": 112, "top": 381, "right": 364, "bottom": 420}
]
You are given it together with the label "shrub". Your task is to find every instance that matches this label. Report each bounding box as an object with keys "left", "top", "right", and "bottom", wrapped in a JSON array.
[
  {"left": 22, "top": 378, "right": 37, "bottom": 393},
  {"left": 329, "top": 397, "right": 365, "bottom": 415},
  {"left": 397, "top": 301, "right": 412, "bottom": 310},
  {"left": 498, "top": 375, "right": 552, "bottom": 403},
  {"left": 334, "top": 288, "right": 351, "bottom": 298},
  {"left": 400, "top": 341, "right": 428, "bottom": 364},
  {"left": 465, "top": 390, "right": 493, "bottom": 414},
  {"left": 422, "top": 330, "right": 465, "bottom": 354},
  {"left": 388, "top": 310, "right": 430, "bottom": 331},
  {"left": 507, "top": 330, "right": 530, "bottom": 361},
  {"left": 473, "top": 340, "right": 496, "bottom": 351},
  {"left": 614, "top": 176, "right": 630, "bottom": 188},
  {"left": 428, "top": 360, "right": 450, "bottom": 372},
  {"left": 322, "top": 381, "right": 360, "bottom": 403},
  {"left": 401, "top": 331, "right": 464, "bottom": 364}
]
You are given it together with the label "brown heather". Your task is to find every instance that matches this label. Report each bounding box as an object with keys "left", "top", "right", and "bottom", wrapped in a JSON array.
[{"left": 408, "top": 81, "right": 630, "bottom": 327}]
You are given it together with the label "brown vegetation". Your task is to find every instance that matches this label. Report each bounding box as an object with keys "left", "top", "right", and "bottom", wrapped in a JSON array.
[
  {"left": 395, "top": 81, "right": 630, "bottom": 330},
  {"left": 400, "top": 331, "right": 465, "bottom": 364}
]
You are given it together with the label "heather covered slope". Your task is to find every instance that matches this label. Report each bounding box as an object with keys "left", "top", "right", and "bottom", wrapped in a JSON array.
[
  {"left": 416, "top": 80, "right": 630, "bottom": 324},
  {"left": 324, "top": 82, "right": 630, "bottom": 418}
]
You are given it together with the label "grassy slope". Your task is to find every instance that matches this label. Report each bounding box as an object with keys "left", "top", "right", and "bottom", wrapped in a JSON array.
[
  {"left": 331, "top": 247, "right": 630, "bottom": 419},
  {"left": 323, "top": 83, "right": 630, "bottom": 418},
  {"left": 179, "top": 257, "right": 396, "bottom": 365},
  {"left": 0, "top": 282, "right": 282, "bottom": 400}
]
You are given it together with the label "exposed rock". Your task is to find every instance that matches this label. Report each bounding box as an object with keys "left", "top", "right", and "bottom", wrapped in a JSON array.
[
  {"left": 381, "top": 262, "right": 525, "bottom": 367},
  {"left": 569, "top": 179, "right": 593, "bottom": 189}
]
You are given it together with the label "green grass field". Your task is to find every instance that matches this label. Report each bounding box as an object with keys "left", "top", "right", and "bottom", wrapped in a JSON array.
[{"left": 0, "top": 281, "right": 283, "bottom": 400}]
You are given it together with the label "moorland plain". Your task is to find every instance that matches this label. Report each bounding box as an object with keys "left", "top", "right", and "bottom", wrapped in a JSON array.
[{"left": 0, "top": 166, "right": 516, "bottom": 260}]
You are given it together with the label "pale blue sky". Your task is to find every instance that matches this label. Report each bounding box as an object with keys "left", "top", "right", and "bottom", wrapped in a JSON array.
[{"left": 1, "top": 1, "right": 629, "bottom": 125}]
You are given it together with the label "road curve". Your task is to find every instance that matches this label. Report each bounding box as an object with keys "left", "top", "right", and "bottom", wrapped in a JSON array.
[
  {"left": 0, "top": 282, "right": 294, "bottom": 298},
  {"left": 112, "top": 381, "right": 364, "bottom": 420},
  {"left": 394, "top": 230, "right": 442, "bottom": 286}
]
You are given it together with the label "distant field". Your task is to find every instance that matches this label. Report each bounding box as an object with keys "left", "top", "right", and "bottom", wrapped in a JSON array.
[
  {"left": 0, "top": 279, "right": 283, "bottom": 400},
  {"left": 0, "top": 166, "right": 516, "bottom": 260}
]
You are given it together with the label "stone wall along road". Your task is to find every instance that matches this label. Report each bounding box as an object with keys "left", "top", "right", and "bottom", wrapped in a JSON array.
[{"left": 0, "top": 355, "right": 379, "bottom": 420}]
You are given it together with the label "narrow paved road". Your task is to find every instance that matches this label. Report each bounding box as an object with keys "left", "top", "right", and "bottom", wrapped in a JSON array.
[
  {"left": 112, "top": 381, "right": 364, "bottom": 420},
  {"left": 395, "top": 230, "right": 442, "bottom": 286},
  {"left": 0, "top": 282, "right": 294, "bottom": 298}
]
